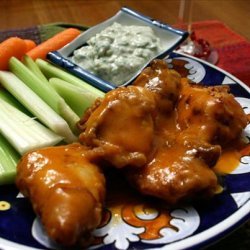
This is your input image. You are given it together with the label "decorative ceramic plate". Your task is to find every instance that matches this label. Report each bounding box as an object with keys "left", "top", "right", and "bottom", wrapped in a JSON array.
[{"left": 0, "top": 52, "right": 249, "bottom": 250}]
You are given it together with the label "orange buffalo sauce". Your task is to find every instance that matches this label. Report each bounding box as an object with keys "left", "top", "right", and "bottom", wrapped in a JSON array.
[
  {"left": 213, "top": 149, "right": 242, "bottom": 174},
  {"left": 101, "top": 178, "right": 174, "bottom": 241},
  {"left": 213, "top": 139, "right": 250, "bottom": 174},
  {"left": 123, "top": 203, "right": 173, "bottom": 240}
]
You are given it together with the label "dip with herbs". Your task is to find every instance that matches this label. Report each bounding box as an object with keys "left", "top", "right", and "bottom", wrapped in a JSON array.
[{"left": 71, "top": 22, "right": 161, "bottom": 86}]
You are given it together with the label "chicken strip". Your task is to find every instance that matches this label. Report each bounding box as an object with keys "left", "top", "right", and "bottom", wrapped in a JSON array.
[
  {"left": 16, "top": 143, "right": 105, "bottom": 247},
  {"left": 78, "top": 85, "right": 156, "bottom": 168}
]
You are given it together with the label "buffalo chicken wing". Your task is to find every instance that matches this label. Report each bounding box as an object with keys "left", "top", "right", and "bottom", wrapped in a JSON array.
[
  {"left": 16, "top": 143, "right": 105, "bottom": 247},
  {"left": 177, "top": 79, "right": 248, "bottom": 146},
  {"left": 78, "top": 60, "right": 247, "bottom": 204},
  {"left": 78, "top": 86, "right": 157, "bottom": 168}
]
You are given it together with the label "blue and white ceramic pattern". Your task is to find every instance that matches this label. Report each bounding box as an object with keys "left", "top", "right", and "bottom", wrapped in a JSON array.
[
  {"left": 47, "top": 7, "right": 188, "bottom": 92},
  {"left": 0, "top": 52, "right": 250, "bottom": 250}
]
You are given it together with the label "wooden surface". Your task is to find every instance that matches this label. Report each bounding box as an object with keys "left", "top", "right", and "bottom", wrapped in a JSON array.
[{"left": 0, "top": 0, "right": 249, "bottom": 41}]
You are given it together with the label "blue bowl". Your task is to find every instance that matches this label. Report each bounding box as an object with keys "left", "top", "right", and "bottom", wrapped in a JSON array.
[{"left": 47, "top": 7, "right": 188, "bottom": 92}]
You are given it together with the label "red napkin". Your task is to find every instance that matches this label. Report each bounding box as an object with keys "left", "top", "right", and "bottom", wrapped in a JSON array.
[{"left": 191, "top": 20, "right": 250, "bottom": 86}]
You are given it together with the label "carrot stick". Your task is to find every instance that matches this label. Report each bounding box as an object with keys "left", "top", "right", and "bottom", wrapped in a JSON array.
[
  {"left": 24, "top": 39, "right": 37, "bottom": 52},
  {"left": 0, "top": 37, "right": 27, "bottom": 70},
  {"left": 26, "top": 28, "right": 81, "bottom": 60}
]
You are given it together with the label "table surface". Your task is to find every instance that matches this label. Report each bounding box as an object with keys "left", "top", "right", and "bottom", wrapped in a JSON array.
[{"left": 0, "top": 0, "right": 249, "bottom": 41}]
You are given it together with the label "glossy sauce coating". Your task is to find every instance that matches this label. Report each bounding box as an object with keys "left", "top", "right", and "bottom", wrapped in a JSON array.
[
  {"left": 79, "top": 86, "right": 157, "bottom": 168},
  {"left": 125, "top": 60, "right": 247, "bottom": 204},
  {"left": 78, "top": 59, "right": 247, "bottom": 204},
  {"left": 16, "top": 143, "right": 105, "bottom": 246}
]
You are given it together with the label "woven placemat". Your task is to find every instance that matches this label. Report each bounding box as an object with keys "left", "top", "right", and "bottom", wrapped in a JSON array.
[{"left": 0, "top": 22, "right": 88, "bottom": 44}]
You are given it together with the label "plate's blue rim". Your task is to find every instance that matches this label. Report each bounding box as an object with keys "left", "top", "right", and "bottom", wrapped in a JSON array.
[
  {"left": 174, "top": 51, "right": 250, "bottom": 94},
  {"left": 153, "top": 200, "right": 250, "bottom": 250},
  {"left": 47, "top": 7, "right": 189, "bottom": 92},
  {"left": 193, "top": 210, "right": 250, "bottom": 250}
]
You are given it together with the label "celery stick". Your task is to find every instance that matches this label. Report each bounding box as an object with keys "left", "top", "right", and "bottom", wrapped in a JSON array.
[
  {"left": 0, "top": 71, "right": 77, "bottom": 143},
  {"left": 36, "top": 59, "right": 104, "bottom": 98},
  {"left": 23, "top": 55, "right": 48, "bottom": 82},
  {"left": 50, "top": 78, "right": 99, "bottom": 117},
  {"left": 0, "top": 98, "right": 64, "bottom": 155},
  {"left": 0, "top": 89, "right": 32, "bottom": 116},
  {"left": 0, "top": 134, "right": 20, "bottom": 185},
  {"left": 9, "top": 57, "right": 80, "bottom": 132}
]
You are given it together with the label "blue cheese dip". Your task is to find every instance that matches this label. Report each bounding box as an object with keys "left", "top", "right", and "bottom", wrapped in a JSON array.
[{"left": 71, "top": 22, "right": 161, "bottom": 86}]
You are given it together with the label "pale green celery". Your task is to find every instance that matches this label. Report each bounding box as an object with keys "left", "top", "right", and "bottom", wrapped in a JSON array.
[
  {"left": 23, "top": 55, "right": 48, "bottom": 82},
  {"left": 0, "top": 98, "right": 63, "bottom": 155},
  {"left": 0, "top": 71, "right": 77, "bottom": 143},
  {"left": 0, "top": 89, "right": 32, "bottom": 116},
  {"left": 36, "top": 58, "right": 104, "bottom": 98},
  {"left": 9, "top": 57, "right": 80, "bottom": 133},
  {"left": 0, "top": 134, "right": 20, "bottom": 185},
  {"left": 50, "top": 78, "right": 100, "bottom": 117}
]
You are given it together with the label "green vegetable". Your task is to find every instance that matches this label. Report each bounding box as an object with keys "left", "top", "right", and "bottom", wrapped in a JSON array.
[
  {"left": 50, "top": 77, "right": 100, "bottom": 117},
  {"left": 0, "top": 98, "right": 63, "bottom": 155},
  {"left": 23, "top": 55, "right": 48, "bottom": 82},
  {"left": 0, "top": 70, "right": 77, "bottom": 143},
  {"left": 36, "top": 58, "right": 104, "bottom": 98},
  {"left": 0, "top": 134, "right": 20, "bottom": 185},
  {"left": 9, "top": 57, "right": 80, "bottom": 133},
  {"left": 0, "top": 89, "right": 31, "bottom": 116}
]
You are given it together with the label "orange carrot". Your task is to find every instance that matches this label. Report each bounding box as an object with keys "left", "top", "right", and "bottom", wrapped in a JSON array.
[
  {"left": 24, "top": 39, "right": 37, "bottom": 52},
  {"left": 0, "top": 37, "right": 27, "bottom": 70},
  {"left": 26, "top": 28, "right": 81, "bottom": 60}
]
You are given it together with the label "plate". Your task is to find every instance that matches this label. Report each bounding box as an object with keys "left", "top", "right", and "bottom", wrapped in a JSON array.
[
  {"left": 0, "top": 52, "right": 250, "bottom": 250},
  {"left": 47, "top": 7, "right": 188, "bottom": 92}
]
